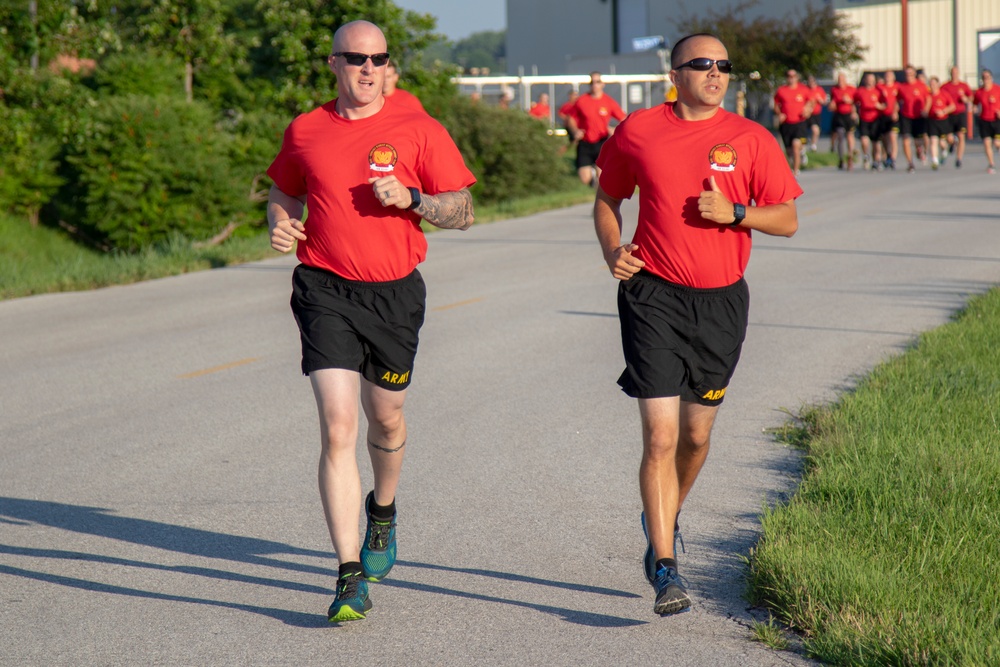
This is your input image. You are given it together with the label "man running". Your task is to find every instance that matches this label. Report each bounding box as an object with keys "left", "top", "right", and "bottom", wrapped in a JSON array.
[
  {"left": 855, "top": 72, "right": 886, "bottom": 170},
  {"left": 973, "top": 68, "right": 1000, "bottom": 174},
  {"left": 941, "top": 66, "right": 972, "bottom": 168},
  {"left": 828, "top": 72, "right": 858, "bottom": 170},
  {"left": 593, "top": 33, "right": 801, "bottom": 617},
  {"left": 806, "top": 74, "right": 828, "bottom": 152},
  {"left": 878, "top": 69, "right": 901, "bottom": 169},
  {"left": 566, "top": 71, "right": 626, "bottom": 186},
  {"left": 897, "top": 65, "right": 930, "bottom": 173},
  {"left": 267, "top": 20, "right": 476, "bottom": 623},
  {"left": 773, "top": 69, "right": 814, "bottom": 175},
  {"left": 925, "top": 76, "right": 956, "bottom": 169}
]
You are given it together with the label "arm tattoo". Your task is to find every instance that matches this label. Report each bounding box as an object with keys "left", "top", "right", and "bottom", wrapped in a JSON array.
[{"left": 415, "top": 188, "right": 474, "bottom": 230}]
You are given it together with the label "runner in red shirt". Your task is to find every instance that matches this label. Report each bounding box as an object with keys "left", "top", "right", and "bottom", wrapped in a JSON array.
[
  {"left": 897, "top": 65, "right": 930, "bottom": 172},
  {"left": 556, "top": 89, "right": 579, "bottom": 155},
  {"left": 773, "top": 69, "right": 814, "bottom": 174},
  {"left": 878, "top": 69, "right": 901, "bottom": 169},
  {"left": 973, "top": 68, "right": 1000, "bottom": 174},
  {"left": 806, "top": 74, "right": 828, "bottom": 152},
  {"left": 828, "top": 72, "right": 858, "bottom": 170},
  {"left": 941, "top": 66, "right": 973, "bottom": 167},
  {"left": 567, "top": 71, "right": 626, "bottom": 186},
  {"left": 593, "top": 33, "right": 801, "bottom": 618},
  {"left": 925, "top": 76, "right": 956, "bottom": 169},
  {"left": 267, "top": 20, "right": 476, "bottom": 624},
  {"left": 382, "top": 63, "right": 426, "bottom": 113},
  {"left": 528, "top": 92, "right": 551, "bottom": 121},
  {"left": 855, "top": 72, "right": 886, "bottom": 170}
]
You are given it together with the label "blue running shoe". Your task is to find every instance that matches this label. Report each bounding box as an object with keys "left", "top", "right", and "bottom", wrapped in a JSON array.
[
  {"left": 652, "top": 563, "right": 691, "bottom": 616},
  {"left": 641, "top": 511, "right": 685, "bottom": 585},
  {"left": 328, "top": 571, "right": 371, "bottom": 622},
  {"left": 361, "top": 491, "right": 397, "bottom": 582}
]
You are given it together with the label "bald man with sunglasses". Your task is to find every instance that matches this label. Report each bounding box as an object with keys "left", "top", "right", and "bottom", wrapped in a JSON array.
[
  {"left": 594, "top": 33, "right": 801, "bottom": 616},
  {"left": 267, "top": 20, "right": 475, "bottom": 623}
]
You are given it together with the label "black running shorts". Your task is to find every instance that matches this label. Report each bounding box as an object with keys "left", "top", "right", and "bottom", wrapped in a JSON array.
[
  {"left": 900, "top": 115, "right": 927, "bottom": 138},
  {"left": 779, "top": 121, "right": 809, "bottom": 149},
  {"left": 290, "top": 264, "right": 426, "bottom": 390},
  {"left": 576, "top": 138, "right": 607, "bottom": 169},
  {"left": 616, "top": 271, "right": 750, "bottom": 406}
]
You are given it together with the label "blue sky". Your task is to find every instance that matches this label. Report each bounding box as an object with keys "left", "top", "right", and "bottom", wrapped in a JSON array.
[{"left": 391, "top": 0, "right": 506, "bottom": 41}]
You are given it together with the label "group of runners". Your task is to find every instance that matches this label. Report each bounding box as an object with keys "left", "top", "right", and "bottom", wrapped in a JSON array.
[{"left": 775, "top": 65, "right": 1000, "bottom": 175}]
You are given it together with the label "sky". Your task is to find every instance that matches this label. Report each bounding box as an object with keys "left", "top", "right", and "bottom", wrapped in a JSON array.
[{"left": 391, "top": 0, "right": 506, "bottom": 41}]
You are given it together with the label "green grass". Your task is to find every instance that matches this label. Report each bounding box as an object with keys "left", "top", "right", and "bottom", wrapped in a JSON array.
[
  {"left": 0, "top": 183, "right": 595, "bottom": 301},
  {"left": 749, "top": 287, "right": 1000, "bottom": 665}
]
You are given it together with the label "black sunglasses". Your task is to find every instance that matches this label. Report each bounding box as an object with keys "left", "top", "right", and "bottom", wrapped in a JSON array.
[
  {"left": 333, "top": 51, "right": 391, "bottom": 67},
  {"left": 675, "top": 58, "right": 733, "bottom": 74}
]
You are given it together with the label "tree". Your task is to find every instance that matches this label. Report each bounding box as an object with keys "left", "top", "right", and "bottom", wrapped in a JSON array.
[
  {"left": 452, "top": 29, "right": 505, "bottom": 73},
  {"left": 676, "top": 1, "right": 865, "bottom": 95}
]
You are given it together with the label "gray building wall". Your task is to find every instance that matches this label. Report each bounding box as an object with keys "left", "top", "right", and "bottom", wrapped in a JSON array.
[{"left": 506, "top": 0, "right": 821, "bottom": 75}]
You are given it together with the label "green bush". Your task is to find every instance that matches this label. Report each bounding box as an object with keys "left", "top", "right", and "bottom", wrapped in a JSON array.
[
  {"left": 0, "top": 105, "right": 65, "bottom": 225},
  {"left": 57, "top": 94, "right": 255, "bottom": 252},
  {"left": 438, "top": 98, "right": 570, "bottom": 204}
]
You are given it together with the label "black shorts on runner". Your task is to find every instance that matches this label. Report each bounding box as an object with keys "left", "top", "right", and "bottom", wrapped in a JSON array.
[
  {"left": 858, "top": 119, "right": 881, "bottom": 141},
  {"left": 949, "top": 112, "right": 967, "bottom": 134},
  {"left": 900, "top": 115, "right": 926, "bottom": 137},
  {"left": 978, "top": 118, "right": 1000, "bottom": 140},
  {"left": 927, "top": 118, "right": 951, "bottom": 138},
  {"left": 616, "top": 271, "right": 750, "bottom": 406},
  {"left": 807, "top": 115, "right": 821, "bottom": 129},
  {"left": 779, "top": 121, "right": 809, "bottom": 149},
  {"left": 879, "top": 115, "right": 900, "bottom": 136},
  {"left": 831, "top": 112, "right": 856, "bottom": 132},
  {"left": 576, "top": 138, "right": 607, "bottom": 169},
  {"left": 290, "top": 264, "right": 426, "bottom": 390}
]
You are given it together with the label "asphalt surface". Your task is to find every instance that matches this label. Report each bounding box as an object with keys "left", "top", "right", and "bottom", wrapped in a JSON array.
[{"left": 3, "top": 149, "right": 999, "bottom": 666}]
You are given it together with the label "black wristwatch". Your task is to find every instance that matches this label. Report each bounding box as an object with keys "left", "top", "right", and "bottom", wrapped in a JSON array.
[
  {"left": 407, "top": 187, "right": 421, "bottom": 210},
  {"left": 730, "top": 203, "right": 746, "bottom": 226}
]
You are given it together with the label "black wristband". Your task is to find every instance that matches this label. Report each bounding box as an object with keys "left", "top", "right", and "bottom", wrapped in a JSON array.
[{"left": 407, "top": 187, "right": 421, "bottom": 210}]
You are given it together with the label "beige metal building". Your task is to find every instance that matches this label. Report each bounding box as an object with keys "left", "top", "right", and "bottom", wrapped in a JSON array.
[{"left": 834, "top": 0, "right": 1000, "bottom": 84}]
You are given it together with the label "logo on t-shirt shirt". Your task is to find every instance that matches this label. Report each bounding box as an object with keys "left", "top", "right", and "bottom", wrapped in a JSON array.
[
  {"left": 709, "top": 143, "right": 737, "bottom": 172},
  {"left": 369, "top": 143, "right": 398, "bottom": 172}
]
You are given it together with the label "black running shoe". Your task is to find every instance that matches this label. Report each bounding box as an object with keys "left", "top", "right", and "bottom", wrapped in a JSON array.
[{"left": 652, "top": 564, "right": 691, "bottom": 616}]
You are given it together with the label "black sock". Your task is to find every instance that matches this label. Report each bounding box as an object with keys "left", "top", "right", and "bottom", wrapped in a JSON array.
[
  {"left": 370, "top": 496, "right": 395, "bottom": 521},
  {"left": 656, "top": 557, "right": 677, "bottom": 572},
  {"left": 339, "top": 561, "right": 363, "bottom": 579}
]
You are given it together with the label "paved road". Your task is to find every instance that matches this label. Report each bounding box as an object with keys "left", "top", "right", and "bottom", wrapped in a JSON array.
[{"left": 3, "top": 151, "right": 999, "bottom": 666}]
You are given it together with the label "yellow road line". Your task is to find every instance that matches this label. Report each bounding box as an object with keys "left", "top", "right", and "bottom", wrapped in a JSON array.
[
  {"left": 433, "top": 297, "right": 483, "bottom": 311},
  {"left": 178, "top": 357, "right": 259, "bottom": 379}
]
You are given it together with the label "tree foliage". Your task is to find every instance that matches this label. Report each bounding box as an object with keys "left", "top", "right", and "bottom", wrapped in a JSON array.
[{"left": 676, "top": 0, "right": 866, "bottom": 94}]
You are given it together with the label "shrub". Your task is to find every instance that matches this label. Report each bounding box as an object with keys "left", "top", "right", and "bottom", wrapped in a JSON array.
[
  {"left": 0, "top": 105, "right": 64, "bottom": 225},
  {"left": 57, "top": 94, "right": 255, "bottom": 252},
  {"left": 438, "top": 97, "right": 570, "bottom": 204}
]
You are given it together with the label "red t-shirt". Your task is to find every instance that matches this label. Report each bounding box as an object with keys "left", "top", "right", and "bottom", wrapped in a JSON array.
[
  {"left": 928, "top": 90, "right": 955, "bottom": 120},
  {"left": 596, "top": 103, "right": 803, "bottom": 289},
  {"left": 941, "top": 81, "right": 972, "bottom": 113},
  {"left": 829, "top": 85, "right": 856, "bottom": 114},
  {"left": 529, "top": 103, "right": 550, "bottom": 119},
  {"left": 855, "top": 87, "right": 883, "bottom": 123},
  {"left": 897, "top": 81, "right": 929, "bottom": 119},
  {"left": 773, "top": 85, "right": 811, "bottom": 124},
  {"left": 975, "top": 86, "right": 1000, "bottom": 121},
  {"left": 268, "top": 100, "right": 476, "bottom": 282},
  {"left": 385, "top": 88, "right": 425, "bottom": 113},
  {"left": 808, "top": 85, "right": 827, "bottom": 118},
  {"left": 571, "top": 93, "right": 626, "bottom": 143},
  {"left": 878, "top": 82, "right": 900, "bottom": 118}
]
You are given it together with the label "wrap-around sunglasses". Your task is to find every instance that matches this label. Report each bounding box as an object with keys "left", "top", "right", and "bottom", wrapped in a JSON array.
[
  {"left": 674, "top": 58, "right": 733, "bottom": 74},
  {"left": 333, "top": 52, "right": 391, "bottom": 67}
]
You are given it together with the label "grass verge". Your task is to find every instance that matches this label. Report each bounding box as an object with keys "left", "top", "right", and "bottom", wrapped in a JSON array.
[
  {"left": 748, "top": 287, "right": 1000, "bottom": 664},
  {"left": 0, "top": 184, "right": 595, "bottom": 301}
]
